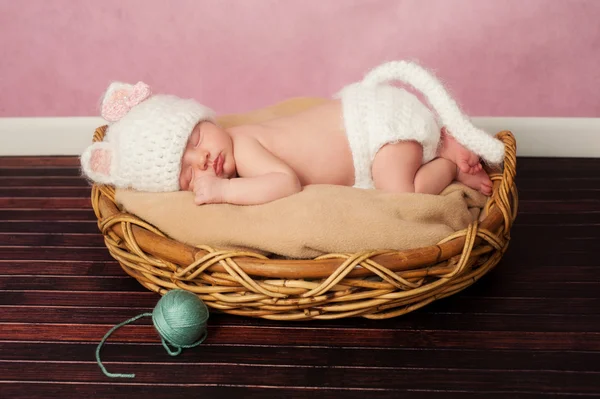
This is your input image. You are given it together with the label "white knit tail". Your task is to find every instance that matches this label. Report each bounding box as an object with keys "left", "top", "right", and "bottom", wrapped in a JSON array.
[{"left": 362, "top": 61, "right": 505, "bottom": 164}]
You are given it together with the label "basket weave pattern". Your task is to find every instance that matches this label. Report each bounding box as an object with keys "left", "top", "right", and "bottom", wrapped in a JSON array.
[{"left": 91, "top": 126, "right": 517, "bottom": 320}]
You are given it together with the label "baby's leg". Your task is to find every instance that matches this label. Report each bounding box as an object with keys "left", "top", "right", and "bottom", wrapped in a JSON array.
[
  {"left": 413, "top": 158, "right": 457, "bottom": 194},
  {"left": 371, "top": 141, "right": 423, "bottom": 193},
  {"left": 415, "top": 159, "right": 493, "bottom": 195},
  {"left": 372, "top": 142, "right": 456, "bottom": 195}
]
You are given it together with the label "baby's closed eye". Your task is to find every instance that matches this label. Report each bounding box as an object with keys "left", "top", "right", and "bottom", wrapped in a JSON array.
[{"left": 192, "top": 127, "right": 202, "bottom": 148}]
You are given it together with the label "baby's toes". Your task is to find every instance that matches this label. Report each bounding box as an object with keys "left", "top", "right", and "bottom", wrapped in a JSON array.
[
  {"left": 466, "top": 164, "right": 479, "bottom": 175},
  {"left": 481, "top": 183, "right": 492, "bottom": 196},
  {"left": 459, "top": 155, "right": 482, "bottom": 174},
  {"left": 470, "top": 161, "right": 485, "bottom": 175},
  {"left": 458, "top": 159, "right": 472, "bottom": 173},
  {"left": 469, "top": 155, "right": 481, "bottom": 167},
  {"left": 481, "top": 179, "right": 493, "bottom": 196}
]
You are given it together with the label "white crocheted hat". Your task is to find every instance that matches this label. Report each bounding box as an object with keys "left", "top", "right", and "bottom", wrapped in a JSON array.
[
  {"left": 360, "top": 60, "right": 505, "bottom": 164},
  {"left": 80, "top": 82, "right": 216, "bottom": 192}
]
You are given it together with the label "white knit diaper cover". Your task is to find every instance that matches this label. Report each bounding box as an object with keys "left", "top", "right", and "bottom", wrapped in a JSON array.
[{"left": 337, "top": 83, "right": 441, "bottom": 189}]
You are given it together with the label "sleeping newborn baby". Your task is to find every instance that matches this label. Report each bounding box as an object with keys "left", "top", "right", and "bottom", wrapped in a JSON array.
[{"left": 81, "top": 60, "right": 505, "bottom": 205}]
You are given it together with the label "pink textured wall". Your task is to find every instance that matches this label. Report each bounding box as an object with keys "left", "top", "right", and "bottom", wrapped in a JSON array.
[{"left": 1, "top": 0, "right": 599, "bottom": 117}]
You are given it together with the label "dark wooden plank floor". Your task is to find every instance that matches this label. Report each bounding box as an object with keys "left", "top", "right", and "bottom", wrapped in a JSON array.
[{"left": 0, "top": 156, "right": 599, "bottom": 398}]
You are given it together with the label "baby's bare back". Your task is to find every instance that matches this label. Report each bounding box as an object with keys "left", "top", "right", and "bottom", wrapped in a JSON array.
[{"left": 249, "top": 100, "right": 355, "bottom": 186}]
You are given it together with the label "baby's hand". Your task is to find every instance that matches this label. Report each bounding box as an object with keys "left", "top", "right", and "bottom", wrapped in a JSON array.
[{"left": 192, "top": 176, "right": 228, "bottom": 205}]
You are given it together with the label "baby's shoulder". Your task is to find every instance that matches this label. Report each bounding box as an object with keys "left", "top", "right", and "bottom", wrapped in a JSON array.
[{"left": 231, "top": 130, "right": 271, "bottom": 159}]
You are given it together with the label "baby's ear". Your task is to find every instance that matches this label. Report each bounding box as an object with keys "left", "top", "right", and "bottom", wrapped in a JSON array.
[{"left": 80, "top": 142, "right": 116, "bottom": 185}]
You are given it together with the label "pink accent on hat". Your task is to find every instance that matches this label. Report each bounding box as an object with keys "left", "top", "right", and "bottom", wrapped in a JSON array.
[{"left": 101, "top": 82, "right": 152, "bottom": 122}]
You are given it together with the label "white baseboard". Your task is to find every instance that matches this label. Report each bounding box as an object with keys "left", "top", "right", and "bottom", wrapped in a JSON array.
[
  {"left": 0, "top": 116, "right": 598, "bottom": 157},
  {"left": 0, "top": 117, "right": 105, "bottom": 156}
]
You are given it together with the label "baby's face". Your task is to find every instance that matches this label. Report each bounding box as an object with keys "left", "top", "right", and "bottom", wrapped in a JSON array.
[{"left": 179, "top": 121, "right": 237, "bottom": 191}]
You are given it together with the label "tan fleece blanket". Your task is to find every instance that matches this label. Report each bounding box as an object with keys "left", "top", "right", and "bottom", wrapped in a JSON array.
[{"left": 116, "top": 183, "right": 487, "bottom": 259}]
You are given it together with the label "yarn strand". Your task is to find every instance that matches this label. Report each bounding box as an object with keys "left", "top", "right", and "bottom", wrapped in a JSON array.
[
  {"left": 95, "top": 312, "right": 152, "bottom": 378},
  {"left": 161, "top": 329, "right": 207, "bottom": 356}
]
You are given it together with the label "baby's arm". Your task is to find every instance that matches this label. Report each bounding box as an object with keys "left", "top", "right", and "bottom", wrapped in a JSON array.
[
  {"left": 226, "top": 135, "right": 301, "bottom": 205},
  {"left": 194, "top": 135, "right": 301, "bottom": 205}
]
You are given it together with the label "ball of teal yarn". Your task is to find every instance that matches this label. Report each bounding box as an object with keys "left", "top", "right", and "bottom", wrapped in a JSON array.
[
  {"left": 96, "top": 289, "right": 210, "bottom": 379},
  {"left": 152, "top": 289, "right": 209, "bottom": 355}
]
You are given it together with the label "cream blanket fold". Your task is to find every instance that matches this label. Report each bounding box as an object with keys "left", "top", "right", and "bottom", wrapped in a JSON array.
[{"left": 116, "top": 183, "right": 487, "bottom": 259}]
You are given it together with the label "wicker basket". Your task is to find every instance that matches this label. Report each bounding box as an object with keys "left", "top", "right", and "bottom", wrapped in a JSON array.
[{"left": 89, "top": 101, "right": 518, "bottom": 321}]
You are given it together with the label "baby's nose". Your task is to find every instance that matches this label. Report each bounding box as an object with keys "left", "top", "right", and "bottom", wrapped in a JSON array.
[
  {"left": 191, "top": 151, "right": 209, "bottom": 170},
  {"left": 201, "top": 153, "right": 210, "bottom": 169}
]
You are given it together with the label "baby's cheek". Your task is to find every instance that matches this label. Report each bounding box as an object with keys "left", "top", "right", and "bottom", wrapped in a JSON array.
[{"left": 178, "top": 171, "right": 190, "bottom": 191}]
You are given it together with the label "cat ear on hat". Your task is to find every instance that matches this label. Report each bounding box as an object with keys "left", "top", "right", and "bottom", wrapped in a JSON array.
[
  {"left": 100, "top": 81, "right": 152, "bottom": 122},
  {"left": 80, "top": 142, "right": 117, "bottom": 185}
]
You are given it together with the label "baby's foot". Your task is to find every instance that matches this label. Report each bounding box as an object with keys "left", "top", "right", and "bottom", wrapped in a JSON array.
[
  {"left": 456, "top": 168, "right": 493, "bottom": 196},
  {"left": 439, "top": 127, "right": 482, "bottom": 175}
]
